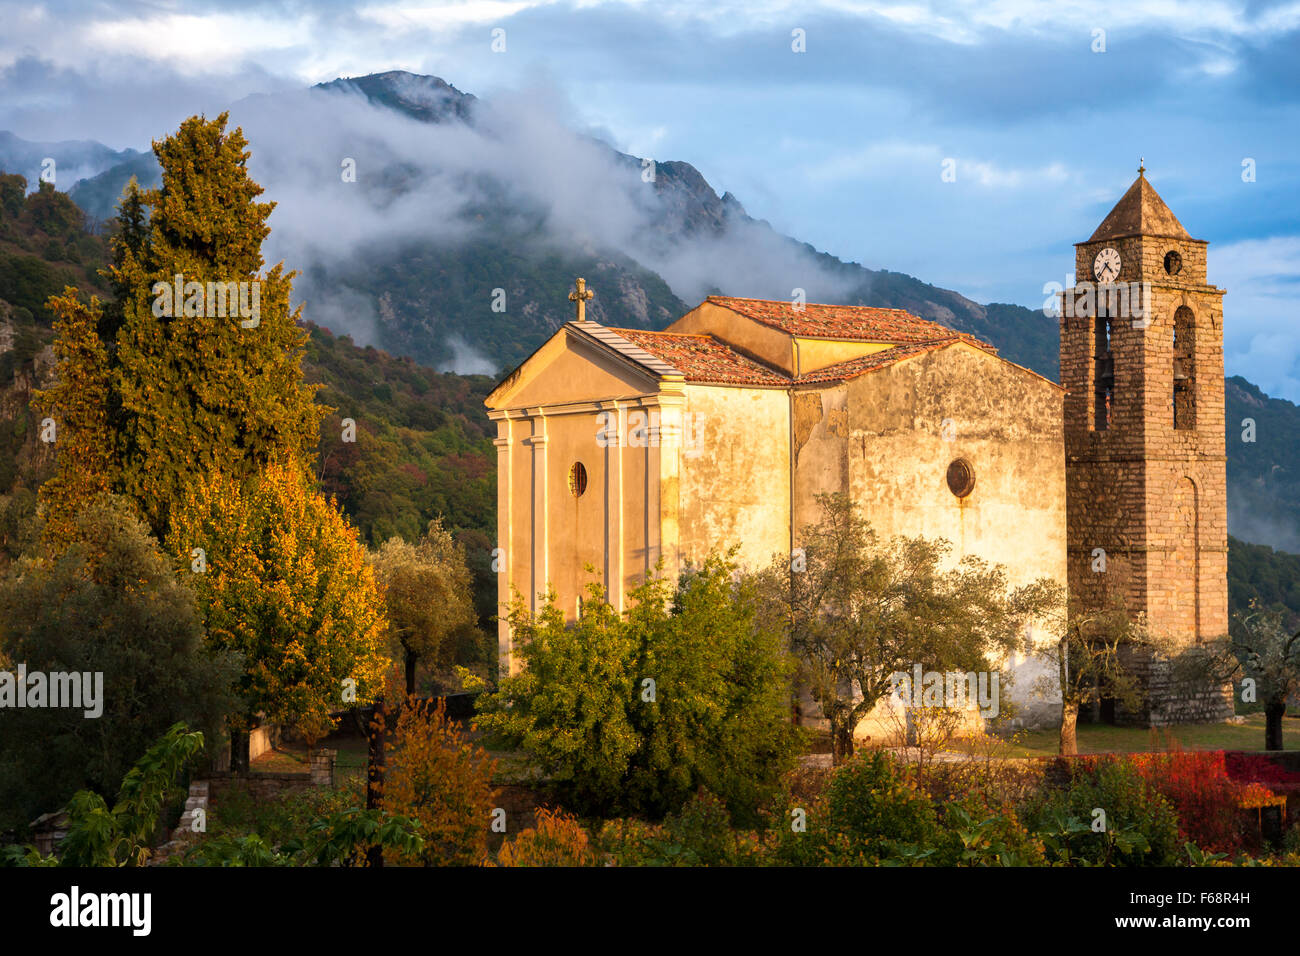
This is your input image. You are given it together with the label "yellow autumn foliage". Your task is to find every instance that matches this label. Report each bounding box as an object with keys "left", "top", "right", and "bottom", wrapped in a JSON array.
[{"left": 168, "top": 459, "right": 388, "bottom": 737}]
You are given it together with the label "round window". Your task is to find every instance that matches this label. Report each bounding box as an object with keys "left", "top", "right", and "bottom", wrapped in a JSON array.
[
  {"left": 1164, "top": 250, "right": 1183, "bottom": 275},
  {"left": 946, "top": 458, "right": 975, "bottom": 498},
  {"left": 569, "top": 462, "right": 588, "bottom": 498}
]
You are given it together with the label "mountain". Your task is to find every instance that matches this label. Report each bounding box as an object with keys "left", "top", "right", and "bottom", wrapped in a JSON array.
[
  {"left": 35, "top": 73, "right": 1058, "bottom": 379},
  {"left": 1225, "top": 377, "right": 1300, "bottom": 553},
  {"left": 0, "top": 166, "right": 501, "bottom": 611},
  {"left": 67, "top": 151, "right": 161, "bottom": 225},
  {"left": 0, "top": 69, "right": 1293, "bottom": 552},
  {"left": 315, "top": 71, "right": 478, "bottom": 124},
  {"left": 0, "top": 132, "right": 143, "bottom": 202},
  {"left": 1228, "top": 535, "right": 1300, "bottom": 625},
  {"left": 1, "top": 159, "right": 1297, "bottom": 623}
]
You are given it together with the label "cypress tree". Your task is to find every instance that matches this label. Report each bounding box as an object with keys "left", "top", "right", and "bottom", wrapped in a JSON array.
[{"left": 108, "top": 112, "right": 325, "bottom": 540}]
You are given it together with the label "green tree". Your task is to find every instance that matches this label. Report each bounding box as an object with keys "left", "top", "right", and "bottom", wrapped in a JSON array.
[
  {"left": 1036, "top": 591, "right": 1159, "bottom": 756},
  {"left": 1198, "top": 608, "right": 1300, "bottom": 751},
  {"left": 107, "top": 113, "right": 324, "bottom": 540},
  {"left": 478, "top": 581, "right": 638, "bottom": 814},
  {"left": 760, "top": 493, "right": 1059, "bottom": 763},
  {"left": 478, "top": 553, "right": 798, "bottom": 821},
  {"left": 0, "top": 497, "right": 237, "bottom": 832},
  {"left": 624, "top": 552, "right": 798, "bottom": 823},
  {"left": 369, "top": 518, "right": 479, "bottom": 696}
]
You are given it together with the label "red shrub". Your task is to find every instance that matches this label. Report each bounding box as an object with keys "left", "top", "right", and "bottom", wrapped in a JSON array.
[
  {"left": 1129, "top": 750, "right": 1269, "bottom": 854},
  {"left": 1225, "top": 752, "right": 1300, "bottom": 788}
]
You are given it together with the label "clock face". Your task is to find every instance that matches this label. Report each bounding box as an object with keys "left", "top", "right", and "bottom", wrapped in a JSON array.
[{"left": 1094, "top": 247, "right": 1122, "bottom": 283}]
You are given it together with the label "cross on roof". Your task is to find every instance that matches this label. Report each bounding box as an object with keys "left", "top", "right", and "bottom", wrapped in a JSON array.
[{"left": 569, "top": 277, "right": 594, "bottom": 323}]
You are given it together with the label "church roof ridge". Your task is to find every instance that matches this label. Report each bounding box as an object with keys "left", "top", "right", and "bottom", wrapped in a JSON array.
[
  {"left": 1088, "top": 173, "right": 1193, "bottom": 242},
  {"left": 706, "top": 293, "right": 914, "bottom": 315},
  {"left": 606, "top": 328, "right": 713, "bottom": 339},
  {"left": 703, "top": 294, "right": 992, "bottom": 347}
]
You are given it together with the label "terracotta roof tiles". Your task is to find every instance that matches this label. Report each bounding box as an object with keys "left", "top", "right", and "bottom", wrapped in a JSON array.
[
  {"left": 706, "top": 295, "right": 994, "bottom": 348},
  {"left": 608, "top": 328, "right": 788, "bottom": 386}
]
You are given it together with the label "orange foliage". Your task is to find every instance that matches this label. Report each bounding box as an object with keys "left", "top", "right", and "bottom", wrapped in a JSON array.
[
  {"left": 380, "top": 696, "right": 498, "bottom": 866},
  {"left": 495, "top": 808, "right": 599, "bottom": 867}
]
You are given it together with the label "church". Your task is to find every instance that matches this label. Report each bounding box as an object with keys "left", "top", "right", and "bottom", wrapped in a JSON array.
[{"left": 485, "top": 170, "right": 1233, "bottom": 733}]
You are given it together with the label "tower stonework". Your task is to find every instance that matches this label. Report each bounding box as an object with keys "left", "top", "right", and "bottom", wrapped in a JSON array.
[{"left": 1062, "top": 171, "right": 1234, "bottom": 725}]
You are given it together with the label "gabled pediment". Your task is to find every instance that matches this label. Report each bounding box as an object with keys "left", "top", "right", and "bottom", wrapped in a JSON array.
[{"left": 485, "top": 322, "right": 680, "bottom": 410}]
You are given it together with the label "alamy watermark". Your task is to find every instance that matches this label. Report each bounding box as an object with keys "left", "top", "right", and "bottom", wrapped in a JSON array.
[
  {"left": 1042, "top": 278, "right": 1153, "bottom": 329},
  {"left": 151, "top": 274, "right": 261, "bottom": 328},
  {"left": 888, "top": 665, "right": 999, "bottom": 718},
  {"left": 596, "top": 410, "right": 706, "bottom": 458},
  {"left": 0, "top": 663, "right": 103, "bottom": 718}
]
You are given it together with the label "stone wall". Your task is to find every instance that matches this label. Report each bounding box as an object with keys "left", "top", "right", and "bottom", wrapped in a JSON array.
[
  {"left": 1064, "top": 227, "right": 1233, "bottom": 724},
  {"left": 204, "top": 749, "right": 336, "bottom": 804}
]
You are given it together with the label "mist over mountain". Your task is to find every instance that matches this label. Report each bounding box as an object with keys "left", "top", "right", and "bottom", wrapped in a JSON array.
[
  {"left": 2, "top": 69, "right": 1295, "bottom": 551},
  {"left": 45, "top": 70, "right": 1058, "bottom": 378},
  {"left": 0, "top": 131, "right": 142, "bottom": 197}
]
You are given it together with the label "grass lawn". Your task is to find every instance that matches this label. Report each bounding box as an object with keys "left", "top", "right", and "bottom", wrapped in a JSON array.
[{"left": 1003, "top": 713, "right": 1300, "bottom": 758}]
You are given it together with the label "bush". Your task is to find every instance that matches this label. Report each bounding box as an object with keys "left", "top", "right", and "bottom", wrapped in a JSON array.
[
  {"left": 0, "top": 497, "right": 237, "bottom": 833},
  {"left": 1022, "top": 757, "right": 1180, "bottom": 866},
  {"left": 206, "top": 779, "right": 362, "bottom": 848},
  {"left": 1130, "top": 750, "right": 1254, "bottom": 853},
  {"left": 478, "top": 552, "right": 798, "bottom": 823},
  {"left": 595, "top": 791, "right": 765, "bottom": 867},
  {"left": 1284, "top": 820, "right": 1300, "bottom": 858},
  {"left": 937, "top": 793, "right": 1047, "bottom": 866},
  {"left": 495, "top": 808, "right": 598, "bottom": 867},
  {"left": 774, "top": 752, "right": 945, "bottom": 866},
  {"left": 380, "top": 696, "right": 498, "bottom": 866}
]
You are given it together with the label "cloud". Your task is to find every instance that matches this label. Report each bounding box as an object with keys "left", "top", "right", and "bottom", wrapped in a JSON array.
[
  {"left": 203, "top": 73, "right": 860, "bottom": 350},
  {"left": 0, "top": 55, "right": 295, "bottom": 149},
  {"left": 0, "top": 0, "right": 1296, "bottom": 396},
  {"left": 358, "top": 0, "right": 553, "bottom": 30},
  {"left": 440, "top": 334, "right": 501, "bottom": 375},
  {"left": 1217, "top": 235, "right": 1300, "bottom": 404}
]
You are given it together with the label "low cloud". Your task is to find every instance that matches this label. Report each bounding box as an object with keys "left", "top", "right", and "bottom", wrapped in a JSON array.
[{"left": 212, "top": 74, "right": 860, "bottom": 346}]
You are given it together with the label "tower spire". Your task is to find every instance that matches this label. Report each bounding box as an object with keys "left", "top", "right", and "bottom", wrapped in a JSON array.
[{"left": 1138, "top": 157, "right": 1146, "bottom": 177}]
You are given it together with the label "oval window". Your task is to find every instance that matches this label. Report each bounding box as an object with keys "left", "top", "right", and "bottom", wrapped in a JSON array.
[
  {"left": 1164, "top": 250, "right": 1183, "bottom": 275},
  {"left": 946, "top": 458, "right": 975, "bottom": 498},
  {"left": 569, "top": 462, "right": 588, "bottom": 498}
]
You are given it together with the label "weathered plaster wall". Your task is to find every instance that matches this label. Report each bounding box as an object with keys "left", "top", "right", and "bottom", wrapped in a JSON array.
[
  {"left": 793, "top": 338, "right": 892, "bottom": 376},
  {"left": 792, "top": 343, "right": 1067, "bottom": 731},
  {"left": 842, "top": 344, "right": 1066, "bottom": 589},
  {"left": 676, "top": 384, "right": 791, "bottom": 574},
  {"left": 495, "top": 400, "right": 666, "bottom": 673}
]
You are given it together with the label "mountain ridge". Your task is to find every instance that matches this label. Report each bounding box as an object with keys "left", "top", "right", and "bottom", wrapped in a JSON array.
[{"left": 1, "top": 69, "right": 1293, "bottom": 551}]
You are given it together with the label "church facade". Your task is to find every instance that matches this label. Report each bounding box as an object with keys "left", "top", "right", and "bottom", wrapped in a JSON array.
[{"left": 485, "top": 172, "right": 1231, "bottom": 732}]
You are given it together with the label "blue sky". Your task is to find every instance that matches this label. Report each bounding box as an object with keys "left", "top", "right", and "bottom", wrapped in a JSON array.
[{"left": 1, "top": 0, "right": 1297, "bottom": 400}]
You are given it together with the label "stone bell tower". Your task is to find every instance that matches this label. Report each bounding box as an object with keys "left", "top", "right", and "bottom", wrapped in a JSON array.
[{"left": 1061, "top": 166, "right": 1233, "bottom": 724}]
